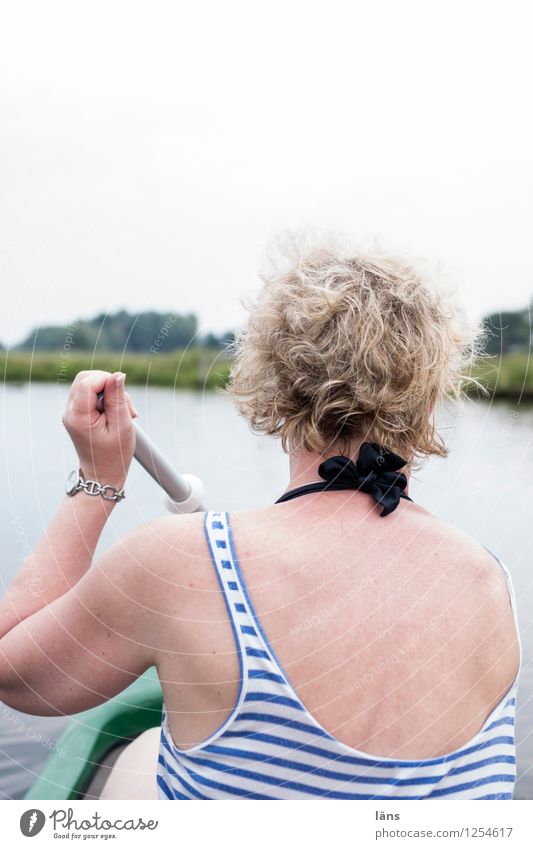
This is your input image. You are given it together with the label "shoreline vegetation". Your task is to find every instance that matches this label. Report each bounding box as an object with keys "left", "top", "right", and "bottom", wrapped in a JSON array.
[
  {"left": 1, "top": 350, "right": 231, "bottom": 390},
  {"left": 1, "top": 350, "right": 533, "bottom": 400},
  {"left": 3, "top": 305, "right": 532, "bottom": 398}
]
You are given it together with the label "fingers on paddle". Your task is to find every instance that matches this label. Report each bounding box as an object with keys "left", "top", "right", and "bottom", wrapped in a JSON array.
[
  {"left": 66, "top": 370, "right": 138, "bottom": 427},
  {"left": 125, "top": 392, "right": 139, "bottom": 418},
  {"left": 68, "top": 371, "right": 111, "bottom": 416},
  {"left": 102, "top": 372, "right": 134, "bottom": 431}
]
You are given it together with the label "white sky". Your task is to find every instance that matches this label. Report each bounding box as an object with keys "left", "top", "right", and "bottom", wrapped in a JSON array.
[{"left": 1, "top": 0, "right": 532, "bottom": 346}]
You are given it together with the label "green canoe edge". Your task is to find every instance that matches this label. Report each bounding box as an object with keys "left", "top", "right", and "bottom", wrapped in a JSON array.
[{"left": 24, "top": 668, "right": 163, "bottom": 800}]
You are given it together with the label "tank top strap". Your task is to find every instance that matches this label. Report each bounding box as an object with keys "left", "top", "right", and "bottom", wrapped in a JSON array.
[{"left": 203, "top": 511, "right": 289, "bottom": 685}]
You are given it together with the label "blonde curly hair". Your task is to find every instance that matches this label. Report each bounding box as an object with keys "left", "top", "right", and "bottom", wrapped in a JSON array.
[{"left": 225, "top": 233, "right": 482, "bottom": 463}]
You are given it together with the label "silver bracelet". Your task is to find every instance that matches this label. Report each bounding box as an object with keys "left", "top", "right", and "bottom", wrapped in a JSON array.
[{"left": 65, "top": 469, "right": 126, "bottom": 502}]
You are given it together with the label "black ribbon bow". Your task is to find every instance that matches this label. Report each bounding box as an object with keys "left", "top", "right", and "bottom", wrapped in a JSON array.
[{"left": 317, "top": 442, "right": 410, "bottom": 517}]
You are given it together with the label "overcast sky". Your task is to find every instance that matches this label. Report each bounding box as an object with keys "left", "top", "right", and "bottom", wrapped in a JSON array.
[{"left": 1, "top": 0, "right": 532, "bottom": 347}]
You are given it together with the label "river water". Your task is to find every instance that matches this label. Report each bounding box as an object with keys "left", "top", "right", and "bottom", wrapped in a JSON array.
[{"left": 1, "top": 383, "right": 532, "bottom": 798}]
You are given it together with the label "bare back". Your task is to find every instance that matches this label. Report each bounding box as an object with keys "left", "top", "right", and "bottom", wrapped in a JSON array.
[{"left": 154, "top": 493, "right": 520, "bottom": 760}]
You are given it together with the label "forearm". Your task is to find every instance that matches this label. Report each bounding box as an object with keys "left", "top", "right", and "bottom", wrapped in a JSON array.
[{"left": 0, "top": 492, "right": 117, "bottom": 640}]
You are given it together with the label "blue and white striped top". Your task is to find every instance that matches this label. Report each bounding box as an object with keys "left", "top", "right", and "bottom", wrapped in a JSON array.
[{"left": 157, "top": 510, "right": 521, "bottom": 800}]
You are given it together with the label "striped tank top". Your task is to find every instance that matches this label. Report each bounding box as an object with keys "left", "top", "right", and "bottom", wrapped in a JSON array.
[{"left": 157, "top": 510, "right": 521, "bottom": 800}]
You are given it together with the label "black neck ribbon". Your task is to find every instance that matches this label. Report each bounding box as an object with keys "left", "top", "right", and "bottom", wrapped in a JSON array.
[{"left": 275, "top": 442, "right": 412, "bottom": 517}]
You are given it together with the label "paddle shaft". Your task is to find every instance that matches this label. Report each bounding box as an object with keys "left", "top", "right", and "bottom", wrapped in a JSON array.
[
  {"left": 96, "top": 391, "right": 205, "bottom": 511},
  {"left": 133, "top": 422, "right": 192, "bottom": 503}
]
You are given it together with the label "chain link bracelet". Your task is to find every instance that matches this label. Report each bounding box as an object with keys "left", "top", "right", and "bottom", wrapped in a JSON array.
[{"left": 66, "top": 469, "right": 126, "bottom": 502}]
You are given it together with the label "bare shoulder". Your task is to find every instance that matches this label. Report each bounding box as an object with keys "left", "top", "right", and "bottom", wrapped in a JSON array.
[
  {"left": 120, "top": 511, "right": 208, "bottom": 560},
  {"left": 410, "top": 508, "right": 521, "bottom": 692},
  {"left": 108, "top": 511, "right": 223, "bottom": 622},
  {"left": 416, "top": 508, "right": 514, "bottom": 593}
]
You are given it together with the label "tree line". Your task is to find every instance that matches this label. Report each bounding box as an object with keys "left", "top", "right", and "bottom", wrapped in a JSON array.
[
  {"left": 4, "top": 303, "right": 533, "bottom": 356},
  {"left": 481, "top": 305, "right": 533, "bottom": 355},
  {"left": 13, "top": 310, "right": 235, "bottom": 353}
]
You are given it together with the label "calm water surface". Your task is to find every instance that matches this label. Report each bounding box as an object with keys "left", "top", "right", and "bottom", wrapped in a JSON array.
[{"left": 1, "top": 384, "right": 532, "bottom": 798}]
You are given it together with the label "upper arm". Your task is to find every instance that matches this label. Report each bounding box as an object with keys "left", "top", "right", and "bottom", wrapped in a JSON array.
[
  {"left": 0, "top": 521, "right": 167, "bottom": 716},
  {"left": 478, "top": 555, "right": 521, "bottom": 694},
  {"left": 457, "top": 544, "right": 522, "bottom": 712}
]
